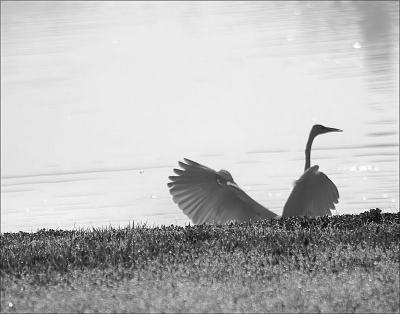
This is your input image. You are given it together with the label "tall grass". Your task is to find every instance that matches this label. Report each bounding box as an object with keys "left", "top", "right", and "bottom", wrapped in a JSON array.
[
  {"left": 0, "top": 209, "right": 399, "bottom": 313},
  {"left": 1, "top": 209, "right": 398, "bottom": 276}
]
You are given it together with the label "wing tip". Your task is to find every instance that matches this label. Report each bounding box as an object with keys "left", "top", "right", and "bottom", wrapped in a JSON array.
[{"left": 173, "top": 168, "right": 184, "bottom": 175}]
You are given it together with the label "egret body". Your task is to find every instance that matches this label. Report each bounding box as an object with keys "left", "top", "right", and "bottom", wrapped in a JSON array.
[{"left": 168, "top": 124, "right": 342, "bottom": 224}]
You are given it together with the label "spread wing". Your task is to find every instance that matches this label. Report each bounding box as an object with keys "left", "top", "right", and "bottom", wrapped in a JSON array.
[
  {"left": 282, "top": 165, "right": 339, "bottom": 217},
  {"left": 168, "top": 158, "right": 277, "bottom": 224}
]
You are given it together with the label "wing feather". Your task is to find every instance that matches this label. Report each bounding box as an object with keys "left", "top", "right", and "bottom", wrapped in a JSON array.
[
  {"left": 168, "top": 159, "right": 277, "bottom": 224},
  {"left": 282, "top": 165, "right": 339, "bottom": 217}
]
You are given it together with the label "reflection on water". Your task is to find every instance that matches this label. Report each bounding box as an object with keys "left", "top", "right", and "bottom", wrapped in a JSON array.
[{"left": 1, "top": 1, "right": 399, "bottom": 232}]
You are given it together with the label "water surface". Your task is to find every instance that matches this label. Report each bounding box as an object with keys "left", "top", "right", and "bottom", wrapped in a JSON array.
[{"left": 1, "top": 1, "right": 399, "bottom": 232}]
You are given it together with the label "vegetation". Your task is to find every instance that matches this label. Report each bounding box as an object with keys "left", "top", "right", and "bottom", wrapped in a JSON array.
[{"left": 1, "top": 208, "right": 399, "bottom": 313}]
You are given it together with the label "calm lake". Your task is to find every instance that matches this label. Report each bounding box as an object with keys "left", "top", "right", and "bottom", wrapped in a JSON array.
[{"left": 1, "top": 1, "right": 399, "bottom": 232}]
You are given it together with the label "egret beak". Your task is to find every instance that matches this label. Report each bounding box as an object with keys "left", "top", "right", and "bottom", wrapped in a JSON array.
[
  {"left": 226, "top": 181, "right": 243, "bottom": 191},
  {"left": 325, "top": 127, "right": 343, "bottom": 133}
]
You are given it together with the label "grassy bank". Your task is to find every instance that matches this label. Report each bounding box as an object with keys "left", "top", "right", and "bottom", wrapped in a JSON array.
[{"left": 1, "top": 209, "right": 399, "bottom": 313}]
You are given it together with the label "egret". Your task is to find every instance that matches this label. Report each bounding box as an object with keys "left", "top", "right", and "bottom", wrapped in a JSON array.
[{"left": 167, "top": 124, "right": 342, "bottom": 224}]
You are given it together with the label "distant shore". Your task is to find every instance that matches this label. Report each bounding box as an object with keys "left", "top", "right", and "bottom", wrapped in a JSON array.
[{"left": 1, "top": 208, "right": 399, "bottom": 313}]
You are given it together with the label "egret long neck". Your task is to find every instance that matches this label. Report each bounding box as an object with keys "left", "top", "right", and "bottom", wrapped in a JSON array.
[{"left": 304, "top": 133, "right": 316, "bottom": 171}]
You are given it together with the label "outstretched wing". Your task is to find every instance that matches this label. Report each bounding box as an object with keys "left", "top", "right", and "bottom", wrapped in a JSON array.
[
  {"left": 282, "top": 165, "right": 339, "bottom": 217},
  {"left": 168, "top": 158, "right": 277, "bottom": 224}
]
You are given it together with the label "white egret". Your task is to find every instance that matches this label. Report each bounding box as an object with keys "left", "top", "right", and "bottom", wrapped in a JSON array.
[{"left": 167, "top": 124, "right": 342, "bottom": 224}]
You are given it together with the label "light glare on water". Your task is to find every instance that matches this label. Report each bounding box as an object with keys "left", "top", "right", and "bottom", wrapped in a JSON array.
[{"left": 1, "top": 1, "right": 399, "bottom": 232}]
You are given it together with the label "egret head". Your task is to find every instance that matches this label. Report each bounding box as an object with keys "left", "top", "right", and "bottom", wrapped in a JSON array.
[
  {"left": 216, "top": 169, "right": 242, "bottom": 190},
  {"left": 217, "top": 169, "right": 234, "bottom": 183},
  {"left": 311, "top": 124, "right": 342, "bottom": 138}
]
